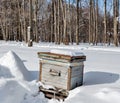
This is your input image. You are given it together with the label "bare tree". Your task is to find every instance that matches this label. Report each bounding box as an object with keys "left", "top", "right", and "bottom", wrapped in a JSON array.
[
  {"left": 89, "top": 0, "right": 93, "bottom": 44},
  {"left": 28, "top": 0, "right": 33, "bottom": 46},
  {"left": 95, "top": 0, "right": 98, "bottom": 45},
  {"left": 104, "top": 0, "right": 107, "bottom": 44},
  {"left": 113, "top": 0, "right": 119, "bottom": 46},
  {"left": 76, "top": 0, "right": 79, "bottom": 45}
]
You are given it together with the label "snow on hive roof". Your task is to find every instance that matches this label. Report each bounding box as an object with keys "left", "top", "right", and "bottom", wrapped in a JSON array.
[
  {"left": 0, "top": 51, "right": 31, "bottom": 81},
  {"left": 50, "top": 49, "right": 85, "bottom": 56}
]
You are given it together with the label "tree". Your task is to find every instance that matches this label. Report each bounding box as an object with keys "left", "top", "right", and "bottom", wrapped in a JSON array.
[
  {"left": 76, "top": 0, "right": 79, "bottom": 45},
  {"left": 34, "top": 0, "right": 39, "bottom": 42},
  {"left": 68, "top": 0, "right": 72, "bottom": 44},
  {"left": 95, "top": 0, "right": 98, "bottom": 45},
  {"left": 89, "top": 0, "right": 93, "bottom": 44},
  {"left": 104, "top": 0, "right": 107, "bottom": 44},
  {"left": 113, "top": 0, "right": 119, "bottom": 46},
  {"left": 28, "top": 0, "right": 33, "bottom": 46}
]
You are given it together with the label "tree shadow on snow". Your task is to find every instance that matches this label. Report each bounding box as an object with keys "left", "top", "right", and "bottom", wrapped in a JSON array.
[{"left": 83, "top": 71, "right": 119, "bottom": 86}]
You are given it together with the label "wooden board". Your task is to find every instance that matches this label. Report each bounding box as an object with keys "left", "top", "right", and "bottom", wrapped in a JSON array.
[
  {"left": 39, "top": 62, "right": 84, "bottom": 90},
  {"left": 38, "top": 52, "right": 86, "bottom": 61},
  {"left": 38, "top": 52, "right": 72, "bottom": 60},
  {"left": 67, "top": 68, "right": 71, "bottom": 90},
  {"left": 39, "top": 86, "right": 69, "bottom": 100},
  {"left": 40, "top": 59, "right": 84, "bottom": 67},
  {"left": 69, "top": 66, "right": 84, "bottom": 89},
  {"left": 39, "top": 62, "right": 42, "bottom": 81},
  {"left": 41, "top": 63, "right": 68, "bottom": 90},
  {"left": 71, "top": 66, "right": 84, "bottom": 77},
  {"left": 71, "top": 75, "right": 83, "bottom": 89}
]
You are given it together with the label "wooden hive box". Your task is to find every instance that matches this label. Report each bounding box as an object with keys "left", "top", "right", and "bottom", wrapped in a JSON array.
[{"left": 38, "top": 51, "right": 86, "bottom": 90}]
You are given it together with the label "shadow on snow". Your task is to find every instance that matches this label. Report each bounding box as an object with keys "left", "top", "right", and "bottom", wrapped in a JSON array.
[{"left": 83, "top": 71, "right": 119, "bottom": 86}]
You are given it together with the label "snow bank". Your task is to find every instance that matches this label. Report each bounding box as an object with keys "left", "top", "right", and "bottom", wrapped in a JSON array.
[
  {"left": 0, "top": 51, "right": 31, "bottom": 81},
  {"left": 50, "top": 49, "right": 84, "bottom": 56},
  {"left": 0, "top": 51, "right": 48, "bottom": 103},
  {"left": 0, "top": 65, "right": 14, "bottom": 78},
  {"left": 0, "top": 79, "right": 29, "bottom": 103},
  {"left": 0, "top": 79, "right": 48, "bottom": 103}
]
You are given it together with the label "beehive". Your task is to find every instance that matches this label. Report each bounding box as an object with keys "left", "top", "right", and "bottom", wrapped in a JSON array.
[{"left": 38, "top": 51, "right": 86, "bottom": 90}]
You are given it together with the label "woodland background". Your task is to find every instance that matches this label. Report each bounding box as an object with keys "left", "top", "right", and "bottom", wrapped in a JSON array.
[{"left": 0, "top": 0, "right": 120, "bottom": 46}]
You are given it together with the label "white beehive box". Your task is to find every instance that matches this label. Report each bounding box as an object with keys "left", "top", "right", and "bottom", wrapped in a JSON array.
[{"left": 38, "top": 50, "right": 86, "bottom": 90}]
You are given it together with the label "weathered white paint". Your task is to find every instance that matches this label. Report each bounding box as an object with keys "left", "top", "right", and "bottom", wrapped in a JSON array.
[
  {"left": 40, "top": 62, "right": 84, "bottom": 90},
  {"left": 41, "top": 63, "right": 68, "bottom": 89},
  {"left": 41, "top": 59, "right": 84, "bottom": 67}
]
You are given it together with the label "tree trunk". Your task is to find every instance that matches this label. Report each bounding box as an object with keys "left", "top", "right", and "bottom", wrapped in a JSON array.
[
  {"left": 89, "top": 0, "right": 92, "bottom": 44},
  {"left": 76, "top": 0, "right": 79, "bottom": 45},
  {"left": 35, "top": 0, "right": 38, "bottom": 42},
  {"left": 51, "top": 0, "right": 54, "bottom": 42},
  {"left": 0, "top": 19, "right": 6, "bottom": 40},
  {"left": 95, "top": 0, "right": 98, "bottom": 45},
  {"left": 113, "top": 0, "right": 119, "bottom": 46},
  {"left": 63, "top": 1, "right": 68, "bottom": 45},
  {"left": 28, "top": 0, "right": 33, "bottom": 46},
  {"left": 57, "top": 0, "right": 60, "bottom": 44},
  {"left": 23, "top": 0, "right": 27, "bottom": 42},
  {"left": 104, "top": 0, "right": 107, "bottom": 44},
  {"left": 54, "top": 1, "right": 57, "bottom": 44},
  {"left": 91, "top": 0, "right": 95, "bottom": 45},
  {"left": 68, "top": 0, "right": 72, "bottom": 44}
]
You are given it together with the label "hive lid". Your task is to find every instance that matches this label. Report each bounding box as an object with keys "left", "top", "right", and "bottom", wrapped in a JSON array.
[
  {"left": 50, "top": 49, "right": 84, "bottom": 57},
  {"left": 38, "top": 49, "right": 86, "bottom": 61}
]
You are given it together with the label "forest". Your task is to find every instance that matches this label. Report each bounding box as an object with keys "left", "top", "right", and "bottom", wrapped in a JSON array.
[{"left": 0, "top": 0, "right": 119, "bottom": 46}]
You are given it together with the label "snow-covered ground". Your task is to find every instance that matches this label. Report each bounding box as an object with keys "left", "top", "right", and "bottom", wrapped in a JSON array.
[{"left": 0, "top": 41, "right": 120, "bottom": 103}]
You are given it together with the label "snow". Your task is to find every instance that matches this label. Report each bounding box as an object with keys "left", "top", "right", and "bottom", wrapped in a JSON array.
[
  {"left": 50, "top": 49, "right": 84, "bottom": 56},
  {"left": 95, "top": 88, "right": 120, "bottom": 102},
  {"left": 0, "top": 41, "right": 120, "bottom": 103},
  {"left": 0, "top": 51, "right": 31, "bottom": 80}
]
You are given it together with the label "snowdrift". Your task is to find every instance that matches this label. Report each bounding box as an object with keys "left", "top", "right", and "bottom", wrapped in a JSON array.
[
  {"left": 0, "top": 51, "right": 47, "bottom": 103},
  {"left": 0, "top": 51, "right": 31, "bottom": 80}
]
